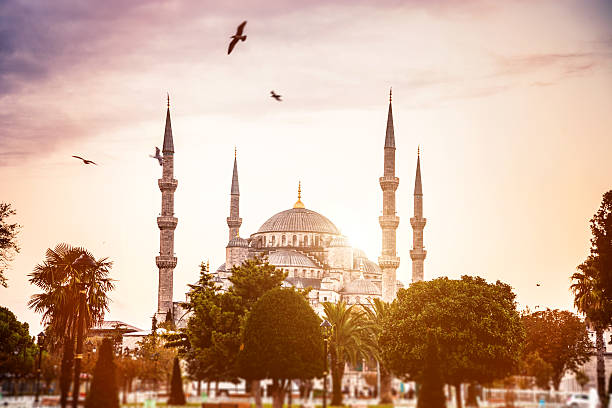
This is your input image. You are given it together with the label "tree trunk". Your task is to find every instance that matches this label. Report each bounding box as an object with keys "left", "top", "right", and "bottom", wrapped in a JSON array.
[
  {"left": 595, "top": 325, "right": 607, "bottom": 405},
  {"left": 197, "top": 380, "right": 201, "bottom": 397},
  {"left": 252, "top": 379, "right": 263, "bottom": 408},
  {"left": 60, "top": 335, "right": 75, "bottom": 408},
  {"left": 331, "top": 358, "right": 344, "bottom": 406},
  {"left": 379, "top": 364, "right": 393, "bottom": 404},
  {"left": 454, "top": 383, "right": 463, "bottom": 408},
  {"left": 465, "top": 383, "right": 479, "bottom": 407},
  {"left": 272, "top": 380, "right": 286, "bottom": 408}
]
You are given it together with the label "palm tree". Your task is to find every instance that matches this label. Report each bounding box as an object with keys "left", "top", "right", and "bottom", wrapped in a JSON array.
[
  {"left": 29, "top": 243, "right": 114, "bottom": 407},
  {"left": 322, "top": 301, "right": 375, "bottom": 406},
  {"left": 570, "top": 255, "right": 612, "bottom": 404},
  {"left": 363, "top": 298, "right": 394, "bottom": 404}
]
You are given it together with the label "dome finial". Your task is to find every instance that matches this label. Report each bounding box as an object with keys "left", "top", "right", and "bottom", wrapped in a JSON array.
[
  {"left": 293, "top": 181, "right": 305, "bottom": 209},
  {"left": 418, "top": 145, "right": 420, "bottom": 157},
  {"left": 389, "top": 87, "right": 392, "bottom": 102},
  {"left": 167, "top": 93, "right": 170, "bottom": 109},
  {"left": 234, "top": 145, "right": 237, "bottom": 159}
]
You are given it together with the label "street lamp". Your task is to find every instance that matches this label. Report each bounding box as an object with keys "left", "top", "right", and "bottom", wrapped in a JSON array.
[
  {"left": 320, "top": 320, "right": 332, "bottom": 408},
  {"left": 35, "top": 331, "right": 46, "bottom": 405},
  {"left": 71, "top": 253, "right": 97, "bottom": 408}
]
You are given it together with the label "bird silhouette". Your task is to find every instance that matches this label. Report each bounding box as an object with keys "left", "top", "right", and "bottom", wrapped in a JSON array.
[
  {"left": 536, "top": 283, "right": 541, "bottom": 287},
  {"left": 270, "top": 91, "right": 282, "bottom": 101},
  {"left": 228, "top": 21, "right": 247, "bottom": 55},
  {"left": 150, "top": 147, "right": 162, "bottom": 166},
  {"left": 72, "top": 155, "right": 97, "bottom": 165}
]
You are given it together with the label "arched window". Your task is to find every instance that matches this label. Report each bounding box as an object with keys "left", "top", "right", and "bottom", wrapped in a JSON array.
[
  {"left": 304, "top": 235, "right": 309, "bottom": 246},
  {"left": 293, "top": 235, "right": 297, "bottom": 246},
  {"left": 356, "top": 296, "right": 361, "bottom": 304},
  {"left": 315, "top": 235, "right": 320, "bottom": 246},
  {"left": 263, "top": 236, "right": 267, "bottom": 246},
  {"left": 303, "top": 269, "right": 307, "bottom": 277},
  {"left": 294, "top": 268, "right": 298, "bottom": 276},
  {"left": 271, "top": 236, "right": 276, "bottom": 245},
  {"left": 282, "top": 235, "right": 286, "bottom": 246}
]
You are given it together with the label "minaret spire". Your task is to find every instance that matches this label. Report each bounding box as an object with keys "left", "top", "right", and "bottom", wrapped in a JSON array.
[
  {"left": 379, "top": 89, "right": 400, "bottom": 302},
  {"left": 156, "top": 96, "right": 179, "bottom": 322},
  {"left": 293, "top": 181, "right": 305, "bottom": 209},
  {"left": 410, "top": 147, "right": 426, "bottom": 282},
  {"left": 227, "top": 149, "right": 242, "bottom": 241}
]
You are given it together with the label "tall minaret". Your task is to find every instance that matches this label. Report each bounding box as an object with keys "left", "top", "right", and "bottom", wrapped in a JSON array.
[
  {"left": 156, "top": 94, "right": 178, "bottom": 321},
  {"left": 379, "top": 89, "right": 400, "bottom": 302},
  {"left": 227, "top": 148, "right": 242, "bottom": 241},
  {"left": 410, "top": 147, "right": 427, "bottom": 282}
]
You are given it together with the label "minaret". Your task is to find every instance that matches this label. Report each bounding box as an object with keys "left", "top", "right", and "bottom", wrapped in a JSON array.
[
  {"left": 410, "top": 147, "right": 427, "bottom": 282},
  {"left": 379, "top": 88, "right": 400, "bottom": 302},
  {"left": 156, "top": 94, "right": 178, "bottom": 321},
  {"left": 227, "top": 148, "right": 242, "bottom": 241}
]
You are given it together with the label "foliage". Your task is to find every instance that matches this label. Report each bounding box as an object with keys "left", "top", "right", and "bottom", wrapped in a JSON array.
[
  {"left": 227, "top": 256, "right": 287, "bottom": 310},
  {"left": 136, "top": 333, "right": 175, "bottom": 386},
  {"left": 29, "top": 243, "right": 114, "bottom": 406},
  {"left": 85, "top": 338, "right": 119, "bottom": 408},
  {"left": 0, "top": 306, "right": 37, "bottom": 376},
  {"left": 322, "top": 301, "right": 375, "bottom": 405},
  {"left": 380, "top": 276, "right": 525, "bottom": 408},
  {"left": 520, "top": 351, "right": 553, "bottom": 389},
  {"left": 0, "top": 203, "right": 21, "bottom": 288},
  {"left": 574, "top": 369, "right": 590, "bottom": 390},
  {"left": 589, "top": 190, "right": 612, "bottom": 295},
  {"left": 168, "top": 356, "right": 186, "bottom": 405},
  {"left": 363, "top": 298, "right": 394, "bottom": 404},
  {"left": 238, "top": 288, "right": 324, "bottom": 408},
  {"left": 521, "top": 309, "right": 591, "bottom": 390},
  {"left": 416, "top": 336, "right": 446, "bottom": 408}
]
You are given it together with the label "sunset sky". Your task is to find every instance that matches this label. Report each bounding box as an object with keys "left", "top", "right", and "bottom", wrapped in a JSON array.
[{"left": 1, "top": 0, "right": 611, "bottom": 334}]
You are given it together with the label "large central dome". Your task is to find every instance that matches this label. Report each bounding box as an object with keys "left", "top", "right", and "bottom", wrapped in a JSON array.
[{"left": 257, "top": 207, "right": 340, "bottom": 234}]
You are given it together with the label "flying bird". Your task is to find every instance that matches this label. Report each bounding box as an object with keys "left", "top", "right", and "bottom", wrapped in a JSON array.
[
  {"left": 536, "top": 283, "right": 541, "bottom": 287},
  {"left": 150, "top": 146, "right": 163, "bottom": 166},
  {"left": 227, "top": 21, "right": 247, "bottom": 55},
  {"left": 270, "top": 91, "right": 282, "bottom": 101},
  {"left": 72, "top": 155, "right": 97, "bottom": 165}
]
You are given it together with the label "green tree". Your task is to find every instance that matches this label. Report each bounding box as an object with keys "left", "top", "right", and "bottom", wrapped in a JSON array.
[
  {"left": 238, "top": 288, "right": 324, "bottom": 408},
  {"left": 85, "top": 338, "right": 119, "bottom": 408},
  {"left": 0, "top": 203, "right": 21, "bottom": 288},
  {"left": 574, "top": 369, "right": 590, "bottom": 390},
  {"left": 322, "top": 301, "right": 374, "bottom": 406},
  {"left": 522, "top": 309, "right": 591, "bottom": 390},
  {"left": 136, "top": 333, "right": 175, "bottom": 390},
  {"left": 363, "top": 298, "right": 393, "bottom": 404},
  {"left": 380, "top": 276, "right": 525, "bottom": 408},
  {"left": 417, "top": 335, "right": 446, "bottom": 408},
  {"left": 571, "top": 255, "right": 612, "bottom": 403},
  {"left": 0, "top": 306, "right": 37, "bottom": 394},
  {"left": 590, "top": 191, "right": 612, "bottom": 296},
  {"left": 29, "top": 244, "right": 114, "bottom": 407},
  {"left": 168, "top": 356, "right": 186, "bottom": 405},
  {"left": 520, "top": 351, "right": 553, "bottom": 389}
]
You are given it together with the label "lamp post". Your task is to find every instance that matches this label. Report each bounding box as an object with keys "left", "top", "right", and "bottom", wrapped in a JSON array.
[
  {"left": 320, "top": 320, "right": 332, "bottom": 408},
  {"left": 35, "top": 331, "right": 46, "bottom": 405},
  {"left": 71, "top": 253, "right": 97, "bottom": 408}
]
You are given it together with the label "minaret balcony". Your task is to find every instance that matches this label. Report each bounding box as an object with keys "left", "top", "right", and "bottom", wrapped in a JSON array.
[
  {"left": 410, "top": 217, "right": 427, "bottom": 228},
  {"left": 158, "top": 179, "right": 178, "bottom": 192},
  {"left": 156, "top": 256, "right": 177, "bottom": 269},
  {"left": 157, "top": 216, "right": 178, "bottom": 230},
  {"left": 227, "top": 217, "right": 243, "bottom": 228},
  {"left": 379, "top": 215, "right": 400, "bottom": 229},
  {"left": 378, "top": 256, "right": 400, "bottom": 269},
  {"left": 410, "top": 249, "right": 427, "bottom": 261},
  {"left": 379, "top": 176, "right": 399, "bottom": 191}
]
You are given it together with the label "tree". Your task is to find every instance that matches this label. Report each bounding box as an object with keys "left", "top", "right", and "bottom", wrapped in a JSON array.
[
  {"left": 168, "top": 356, "right": 186, "bottom": 405},
  {"left": 520, "top": 351, "right": 553, "bottom": 389},
  {"left": 322, "top": 301, "right": 374, "bottom": 406},
  {"left": 136, "top": 333, "right": 175, "bottom": 390},
  {"left": 238, "top": 288, "right": 324, "bottom": 408},
  {"left": 29, "top": 244, "right": 114, "bottom": 407},
  {"left": 363, "top": 298, "right": 394, "bottom": 404},
  {"left": 0, "top": 203, "right": 21, "bottom": 288},
  {"left": 589, "top": 191, "right": 612, "bottom": 296},
  {"left": 571, "top": 255, "right": 612, "bottom": 403},
  {"left": 85, "top": 338, "right": 119, "bottom": 408},
  {"left": 0, "top": 306, "right": 37, "bottom": 394},
  {"left": 522, "top": 309, "right": 591, "bottom": 390},
  {"left": 380, "top": 276, "right": 525, "bottom": 408},
  {"left": 416, "top": 336, "right": 446, "bottom": 408},
  {"left": 574, "top": 370, "right": 590, "bottom": 390}
]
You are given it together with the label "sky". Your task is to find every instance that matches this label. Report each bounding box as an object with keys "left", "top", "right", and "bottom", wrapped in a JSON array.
[{"left": 1, "top": 0, "right": 611, "bottom": 335}]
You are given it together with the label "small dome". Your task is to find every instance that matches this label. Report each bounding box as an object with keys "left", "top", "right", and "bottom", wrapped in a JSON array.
[
  {"left": 257, "top": 208, "right": 340, "bottom": 235},
  {"left": 353, "top": 258, "right": 382, "bottom": 275},
  {"left": 268, "top": 250, "right": 319, "bottom": 268},
  {"left": 216, "top": 263, "right": 226, "bottom": 273},
  {"left": 227, "top": 236, "right": 249, "bottom": 248},
  {"left": 329, "top": 236, "right": 350, "bottom": 248},
  {"left": 342, "top": 275, "right": 380, "bottom": 295}
]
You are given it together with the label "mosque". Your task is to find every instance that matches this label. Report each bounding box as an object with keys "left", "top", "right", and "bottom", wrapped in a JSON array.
[{"left": 154, "top": 90, "right": 427, "bottom": 325}]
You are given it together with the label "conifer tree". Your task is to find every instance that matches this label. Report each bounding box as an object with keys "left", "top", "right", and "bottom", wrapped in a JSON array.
[
  {"left": 168, "top": 356, "right": 186, "bottom": 405},
  {"left": 85, "top": 338, "right": 119, "bottom": 408}
]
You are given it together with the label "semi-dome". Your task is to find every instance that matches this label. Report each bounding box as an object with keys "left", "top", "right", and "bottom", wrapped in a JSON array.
[
  {"left": 353, "top": 258, "right": 382, "bottom": 275},
  {"left": 227, "top": 236, "right": 249, "bottom": 248},
  {"left": 329, "top": 235, "right": 350, "bottom": 247},
  {"left": 342, "top": 275, "right": 380, "bottom": 295},
  {"left": 257, "top": 207, "right": 340, "bottom": 235},
  {"left": 268, "top": 250, "right": 320, "bottom": 268}
]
